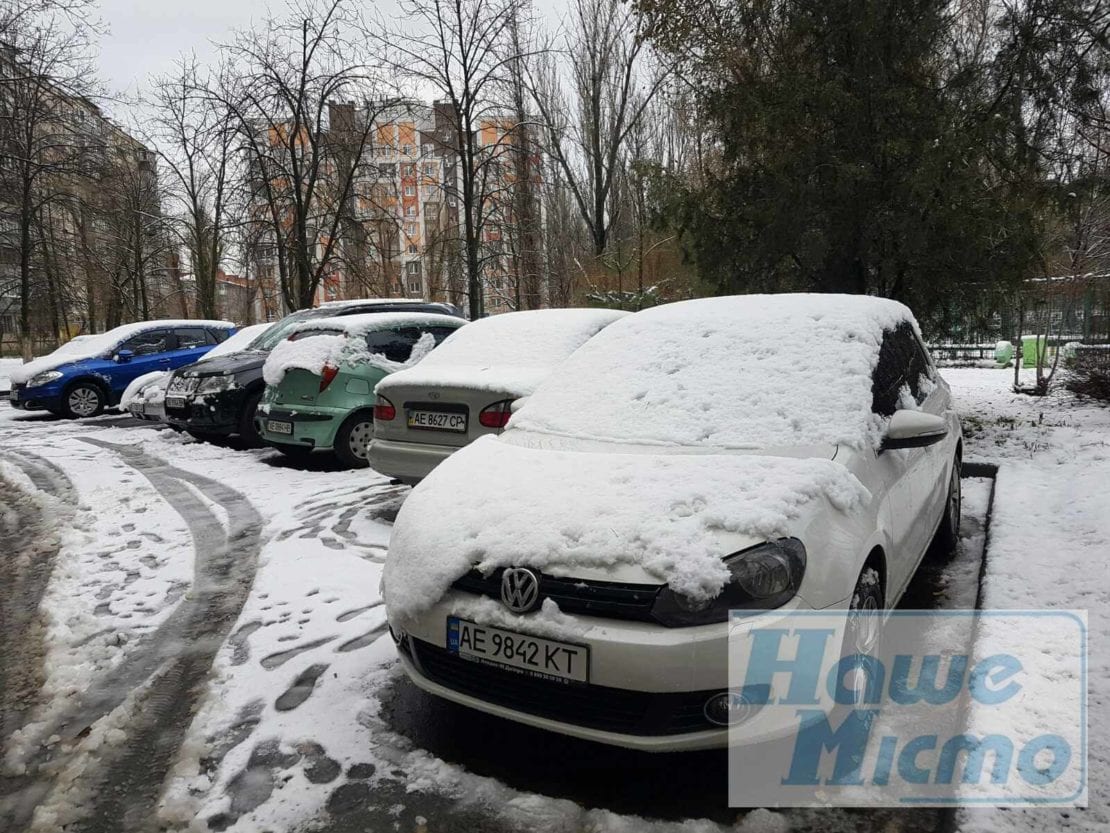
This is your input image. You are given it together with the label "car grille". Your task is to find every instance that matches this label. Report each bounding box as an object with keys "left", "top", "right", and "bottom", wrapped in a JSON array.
[
  {"left": 451, "top": 568, "right": 661, "bottom": 623},
  {"left": 406, "top": 638, "right": 721, "bottom": 736}
]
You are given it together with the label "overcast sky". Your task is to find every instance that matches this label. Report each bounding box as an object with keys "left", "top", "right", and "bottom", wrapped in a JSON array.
[{"left": 93, "top": 0, "right": 564, "bottom": 115}]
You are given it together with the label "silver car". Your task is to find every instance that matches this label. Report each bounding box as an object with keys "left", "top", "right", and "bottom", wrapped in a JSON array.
[{"left": 368, "top": 308, "right": 627, "bottom": 483}]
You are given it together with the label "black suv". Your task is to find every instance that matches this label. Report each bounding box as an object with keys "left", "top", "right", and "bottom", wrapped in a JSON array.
[{"left": 163, "top": 300, "right": 463, "bottom": 444}]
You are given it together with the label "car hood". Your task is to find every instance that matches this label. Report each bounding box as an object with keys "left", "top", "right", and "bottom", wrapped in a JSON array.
[
  {"left": 178, "top": 350, "right": 266, "bottom": 377},
  {"left": 383, "top": 436, "right": 871, "bottom": 622},
  {"left": 11, "top": 354, "right": 106, "bottom": 384}
]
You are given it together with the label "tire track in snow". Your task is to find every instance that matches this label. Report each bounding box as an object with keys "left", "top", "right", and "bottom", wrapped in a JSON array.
[
  {"left": 0, "top": 452, "right": 75, "bottom": 751},
  {"left": 0, "top": 439, "right": 262, "bottom": 832}
]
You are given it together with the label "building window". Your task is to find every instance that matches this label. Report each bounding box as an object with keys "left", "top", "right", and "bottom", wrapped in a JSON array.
[
  {"left": 406, "top": 261, "right": 420, "bottom": 276},
  {"left": 409, "top": 280, "right": 420, "bottom": 293},
  {"left": 405, "top": 223, "right": 418, "bottom": 237},
  {"left": 405, "top": 205, "right": 417, "bottom": 216},
  {"left": 404, "top": 184, "right": 415, "bottom": 196},
  {"left": 408, "top": 244, "right": 417, "bottom": 254}
]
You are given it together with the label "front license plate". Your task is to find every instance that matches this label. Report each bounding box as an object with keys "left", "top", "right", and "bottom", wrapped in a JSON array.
[
  {"left": 144, "top": 402, "right": 160, "bottom": 416},
  {"left": 165, "top": 396, "right": 186, "bottom": 410},
  {"left": 267, "top": 419, "right": 293, "bottom": 435},
  {"left": 408, "top": 410, "right": 467, "bottom": 433},
  {"left": 446, "top": 616, "right": 589, "bottom": 683},
  {"left": 8, "top": 390, "right": 18, "bottom": 403}
]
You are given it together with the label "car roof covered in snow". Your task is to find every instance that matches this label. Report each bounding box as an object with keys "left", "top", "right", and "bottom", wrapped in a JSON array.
[
  {"left": 288, "top": 311, "right": 464, "bottom": 337},
  {"left": 510, "top": 294, "right": 916, "bottom": 452},
  {"left": 377, "top": 307, "right": 628, "bottom": 396},
  {"left": 9, "top": 319, "right": 236, "bottom": 384}
]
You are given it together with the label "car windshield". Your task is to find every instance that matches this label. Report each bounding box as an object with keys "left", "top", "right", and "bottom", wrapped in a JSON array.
[
  {"left": 512, "top": 295, "right": 912, "bottom": 451},
  {"left": 250, "top": 309, "right": 344, "bottom": 351}
]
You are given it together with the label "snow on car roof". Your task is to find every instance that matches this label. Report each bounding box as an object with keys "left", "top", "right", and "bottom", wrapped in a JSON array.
[
  {"left": 511, "top": 294, "right": 916, "bottom": 452},
  {"left": 262, "top": 313, "right": 464, "bottom": 386},
  {"left": 290, "top": 311, "right": 464, "bottom": 335},
  {"left": 9, "top": 319, "right": 235, "bottom": 385},
  {"left": 383, "top": 436, "right": 870, "bottom": 620},
  {"left": 377, "top": 308, "right": 628, "bottom": 396}
]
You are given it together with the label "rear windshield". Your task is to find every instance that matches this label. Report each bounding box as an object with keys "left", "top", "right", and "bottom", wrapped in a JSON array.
[
  {"left": 251, "top": 309, "right": 343, "bottom": 351},
  {"left": 364, "top": 325, "right": 458, "bottom": 363}
]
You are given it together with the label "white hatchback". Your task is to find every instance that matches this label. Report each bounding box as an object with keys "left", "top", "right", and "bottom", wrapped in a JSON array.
[{"left": 383, "top": 294, "right": 962, "bottom": 752}]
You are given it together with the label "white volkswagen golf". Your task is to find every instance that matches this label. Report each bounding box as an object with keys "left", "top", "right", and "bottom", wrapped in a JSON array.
[{"left": 383, "top": 294, "right": 962, "bottom": 751}]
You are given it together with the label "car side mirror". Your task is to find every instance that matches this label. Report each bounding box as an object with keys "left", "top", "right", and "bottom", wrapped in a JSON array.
[
  {"left": 881, "top": 409, "right": 948, "bottom": 451},
  {"left": 114, "top": 349, "right": 134, "bottom": 363}
]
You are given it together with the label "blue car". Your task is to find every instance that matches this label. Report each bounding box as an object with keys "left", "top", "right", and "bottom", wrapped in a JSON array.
[{"left": 9, "top": 319, "right": 237, "bottom": 419}]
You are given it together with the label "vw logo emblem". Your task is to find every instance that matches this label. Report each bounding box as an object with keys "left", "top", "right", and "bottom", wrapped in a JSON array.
[{"left": 500, "top": 567, "right": 540, "bottom": 613}]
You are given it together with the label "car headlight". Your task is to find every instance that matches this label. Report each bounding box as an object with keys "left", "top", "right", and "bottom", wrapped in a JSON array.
[
  {"left": 27, "top": 370, "right": 64, "bottom": 388},
  {"left": 196, "top": 374, "right": 234, "bottom": 394},
  {"left": 650, "top": 539, "right": 807, "bottom": 627}
]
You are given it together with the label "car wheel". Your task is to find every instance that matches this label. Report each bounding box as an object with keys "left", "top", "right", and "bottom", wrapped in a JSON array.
[
  {"left": 237, "top": 388, "right": 265, "bottom": 447},
  {"left": 928, "top": 456, "right": 962, "bottom": 559},
  {"left": 839, "top": 565, "right": 885, "bottom": 708},
  {"left": 334, "top": 412, "right": 373, "bottom": 469},
  {"left": 62, "top": 382, "right": 106, "bottom": 419}
]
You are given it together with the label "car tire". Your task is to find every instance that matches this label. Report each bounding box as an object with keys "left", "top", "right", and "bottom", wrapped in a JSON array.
[
  {"left": 237, "top": 388, "right": 265, "bottom": 447},
  {"left": 928, "top": 455, "right": 962, "bottom": 559},
  {"left": 62, "top": 381, "right": 106, "bottom": 419},
  {"left": 839, "top": 564, "right": 885, "bottom": 706},
  {"left": 333, "top": 411, "right": 373, "bottom": 469}
]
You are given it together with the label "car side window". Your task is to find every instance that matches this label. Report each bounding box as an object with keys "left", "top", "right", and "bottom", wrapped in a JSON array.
[
  {"left": 871, "top": 324, "right": 915, "bottom": 416},
  {"left": 426, "top": 326, "right": 461, "bottom": 345},
  {"left": 175, "top": 328, "right": 213, "bottom": 349},
  {"left": 364, "top": 328, "right": 420, "bottom": 363},
  {"left": 120, "top": 330, "right": 171, "bottom": 356}
]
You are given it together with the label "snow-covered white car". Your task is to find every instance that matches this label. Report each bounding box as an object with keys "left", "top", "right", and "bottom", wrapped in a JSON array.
[
  {"left": 383, "top": 294, "right": 962, "bottom": 752},
  {"left": 368, "top": 308, "right": 628, "bottom": 483},
  {"left": 121, "top": 323, "right": 276, "bottom": 424}
]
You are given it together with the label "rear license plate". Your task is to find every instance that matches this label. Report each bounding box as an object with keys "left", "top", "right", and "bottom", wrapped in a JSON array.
[
  {"left": 446, "top": 616, "right": 589, "bottom": 683},
  {"left": 165, "top": 396, "right": 186, "bottom": 410},
  {"left": 408, "top": 410, "right": 467, "bottom": 433},
  {"left": 267, "top": 419, "right": 293, "bottom": 435}
]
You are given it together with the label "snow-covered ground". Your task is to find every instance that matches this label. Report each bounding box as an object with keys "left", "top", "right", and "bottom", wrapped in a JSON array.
[
  {"left": 0, "top": 365, "right": 1105, "bottom": 832},
  {"left": 0, "top": 357, "right": 22, "bottom": 394}
]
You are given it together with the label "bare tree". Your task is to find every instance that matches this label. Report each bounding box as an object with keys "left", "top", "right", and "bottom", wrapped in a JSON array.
[
  {"left": 373, "top": 0, "right": 531, "bottom": 319},
  {"left": 528, "top": 0, "right": 669, "bottom": 262},
  {"left": 146, "top": 57, "right": 235, "bottom": 319},
  {"left": 0, "top": 0, "right": 99, "bottom": 357},
  {"left": 215, "top": 0, "right": 399, "bottom": 312}
]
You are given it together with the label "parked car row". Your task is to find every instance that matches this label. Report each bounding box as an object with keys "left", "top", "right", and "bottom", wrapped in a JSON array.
[{"left": 7, "top": 294, "right": 963, "bottom": 754}]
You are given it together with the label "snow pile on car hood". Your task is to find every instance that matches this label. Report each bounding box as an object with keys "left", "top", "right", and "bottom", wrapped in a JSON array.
[
  {"left": 512, "top": 294, "right": 915, "bottom": 452},
  {"left": 120, "top": 371, "right": 171, "bottom": 409},
  {"left": 377, "top": 308, "right": 627, "bottom": 396},
  {"left": 383, "top": 437, "right": 870, "bottom": 620},
  {"left": 9, "top": 319, "right": 234, "bottom": 384}
]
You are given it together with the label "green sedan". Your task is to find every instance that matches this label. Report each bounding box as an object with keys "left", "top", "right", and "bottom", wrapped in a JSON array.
[{"left": 257, "top": 312, "right": 466, "bottom": 467}]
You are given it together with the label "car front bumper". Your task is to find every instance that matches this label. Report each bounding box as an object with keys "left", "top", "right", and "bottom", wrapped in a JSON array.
[
  {"left": 8, "top": 383, "right": 63, "bottom": 411},
  {"left": 391, "top": 592, "right": 815, "bottom": 752},
  {"left": 164, "top": 387, "right": 245, "bottom": 434},
  {"left": 367, "top": 437, "right": 457, "bottom": 483},
  {"left": 255, "top": 406, "right": 342, "bottom": 450}
]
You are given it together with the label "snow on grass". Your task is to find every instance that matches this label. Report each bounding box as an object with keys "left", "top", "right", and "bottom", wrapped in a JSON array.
[
  {"left": 0, "top": 356, "right": 22, "bottom": 393},
  {"left": 944, "top": 367, "right": 1109, "bottom": 832}
]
